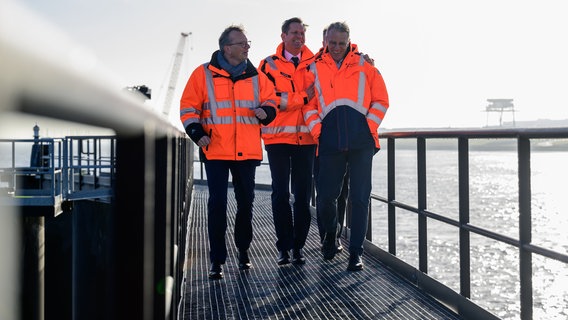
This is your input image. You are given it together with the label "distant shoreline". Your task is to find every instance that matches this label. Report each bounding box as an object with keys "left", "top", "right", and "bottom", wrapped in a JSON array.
[
  {"left": 387, "top": 139, "right": 568, "bottom": 152},
  {"left": 380, "top": 121, "right": 568, "bottom": 152}
]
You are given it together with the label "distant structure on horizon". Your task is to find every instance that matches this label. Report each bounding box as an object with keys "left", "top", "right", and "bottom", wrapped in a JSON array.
[{"left": 485, "top": 98, "right": 515, "bottom": 127}]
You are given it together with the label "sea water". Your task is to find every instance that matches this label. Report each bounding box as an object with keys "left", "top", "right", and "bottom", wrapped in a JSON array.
[{"left": 369, "top": 148, "right": 568, "bottom": 320}]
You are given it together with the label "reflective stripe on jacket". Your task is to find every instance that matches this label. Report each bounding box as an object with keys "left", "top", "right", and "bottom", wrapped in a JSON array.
[
  {"left": 180, "top": 51, "right": 277, "bottom": 160},
  {"left": 258, "top": 43, "right": 316, "bottom": 146},
  {"left": 303, "top": 44, "right": 389, "bottom": 152}
]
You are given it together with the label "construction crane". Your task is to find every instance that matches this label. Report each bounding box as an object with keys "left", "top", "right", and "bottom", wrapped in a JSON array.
[{"left": 161, "top": 32, "right": 191, "bottom": 117}]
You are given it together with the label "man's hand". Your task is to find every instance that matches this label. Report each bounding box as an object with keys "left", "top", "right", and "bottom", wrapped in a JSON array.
[
  {"left": 197, "top": 135, "right": 211, "bottom": 147},
  {"left": 254, "top": 107, "right": 267, "bottom": 120}
]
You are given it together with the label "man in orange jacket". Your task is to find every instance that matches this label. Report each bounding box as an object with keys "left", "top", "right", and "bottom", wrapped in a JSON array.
[
  {"left": 258, "top": 17, "right": 317, "bottom": 265},
  {"left": 303, "top": 22, "right": 389, "bottom": 271},
  {"left": 314, "top": 26, "right": 375, "bottom": 254},
  {"left": 180, "top": 25, "right": 277, "bottom": 279}
]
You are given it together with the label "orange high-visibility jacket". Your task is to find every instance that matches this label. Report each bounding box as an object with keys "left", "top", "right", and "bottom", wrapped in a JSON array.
[
  {"left": 303, "top": 43, "right": 389, "bottom": 150},
  {"left": 180, "top": 54, "right": 277, "bottom": 161},
  {"left": 258, "top": 43, "right": 316, "bottom": 146}
]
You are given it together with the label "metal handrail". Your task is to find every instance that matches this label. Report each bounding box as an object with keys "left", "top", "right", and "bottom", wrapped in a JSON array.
[
  {"left": 358, "top": 127, "right": 568, "bottom": 320},
  {"left": 1, "top": 136, "right": 116, "bottom": 207},
  {"left": 1, "top": 138, "right": 63, "bottom": 201}
]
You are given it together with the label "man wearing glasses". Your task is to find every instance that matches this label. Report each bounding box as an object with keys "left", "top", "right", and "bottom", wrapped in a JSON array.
[
  {"left": 303, "top": 22, "right": 389, "bottom": 271},
  {"left": 180, "top": 25, "right": 277, "bottom": 279}
]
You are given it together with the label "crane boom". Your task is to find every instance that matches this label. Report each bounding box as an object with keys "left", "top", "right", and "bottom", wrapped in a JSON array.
[{"left": 162, "top": 32, "right": 190, "bottom": 117}]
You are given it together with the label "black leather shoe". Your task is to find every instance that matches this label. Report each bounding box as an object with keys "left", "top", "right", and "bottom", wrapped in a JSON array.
[
  {"left": 238, "top": 250, "right": 252, "bottom": 270},
  {"left": 322, "top": 232, "right": 337, "bottom": 260},
  {"left": 291, "top": 249, "right": 306, "bottom": 265},
  {"left": 336, "top": 238, "right": 344, "bottom": 253},
  {"left": 347, "top": 253, "right": 363, "bottom": 271},
  {"left": 277, "top": 250, "right": 290, "bottom": 265},
  {"left": 208, "top": 263, "right": 223, "bottom": 279}
]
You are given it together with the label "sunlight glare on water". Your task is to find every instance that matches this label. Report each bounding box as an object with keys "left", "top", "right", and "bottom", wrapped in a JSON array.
[{"left": 370, "top": 147, "right": 568, "bottom": 320}]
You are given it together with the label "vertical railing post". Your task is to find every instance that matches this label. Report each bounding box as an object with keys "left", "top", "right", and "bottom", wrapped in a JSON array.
[
  {"left": 68, "top": 138, "right": 74, "bottom": 194},
  {"left": 417, "top": 137, "right": 427, "bottom": 273},
  {"left": 111, "top": 137, "right": 116, "bottom": 191},
  {"left": 94, "top": 137, "right": 99, "bottom": 188},
  {"left": 78, "top": 138, "right": 83, "bottom": 190},
  {"left": 168, "top": 136, "right": 181, "bottom": 319},
  {"left": 458, "top": 137, "right": 471, "bottom": 299},
  {"left": 63, "top": 138, "right": 69, "bottom": 198},
  {"left": 366, "top": 199, "right": 372, "bottom": 241},
  {"left": 47, "top": 140, "right": 54, "bottom": 196},
  {"left": 387, "top": 138, "right": 396, "bottom": 255},
  {"left": 518, "top": 137, "right": 533, "bottom": 320},
  {"left": 154, "top": 133, "right": 171, "bottom": 319},
  {"left": 112, "top": 126, "right": 157, "bottom": 320}
]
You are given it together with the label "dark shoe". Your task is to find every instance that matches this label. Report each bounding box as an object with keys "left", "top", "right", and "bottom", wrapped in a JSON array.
[
  {"left": 208, "top": 263, "right": 223, "bottom": 279},
  {"left": 336, "top": 238, "right": 344, "bottom": 253},
  {"left": 322, "top": 232, "right": 337, "bottom": 260},
  {"left": 238, "top": 250, "right": 252, "bottom": 270},
  {"left": 347, "top": 253, "right": 363, "bottom": 271},
  {"left": 277, "top": 250, "right": 290, "bottom": 265},
  {"left": 291, "top": 249, "right": 306, "bottom": 265}
]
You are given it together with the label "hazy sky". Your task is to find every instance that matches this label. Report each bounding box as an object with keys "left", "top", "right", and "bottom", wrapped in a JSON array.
[{"left": 12, "top": 0, "right": 568, "bottom": 129}]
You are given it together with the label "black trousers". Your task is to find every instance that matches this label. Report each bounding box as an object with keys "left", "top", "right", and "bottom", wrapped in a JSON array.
[
  {"left": 317, "top": 147, "right": 374, "bottom": 255},
  {"left": 204, "top": 159, "right": 257, "bottom": 264},
  {"left": 315, "top": 156, "right": 349, "bottom": 242},
  {"left": 266, "top": 144, "right": 316, "bottom": 251}
]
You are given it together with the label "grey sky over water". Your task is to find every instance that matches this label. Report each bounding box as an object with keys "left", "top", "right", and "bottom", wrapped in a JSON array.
[{"left": 9, "top": 0, "right": 568, "bottom": 130}]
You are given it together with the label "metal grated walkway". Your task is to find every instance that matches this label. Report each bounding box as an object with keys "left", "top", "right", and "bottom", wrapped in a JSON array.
[{"left": 178, "top": 184, "right": 461, "bottom": 320}]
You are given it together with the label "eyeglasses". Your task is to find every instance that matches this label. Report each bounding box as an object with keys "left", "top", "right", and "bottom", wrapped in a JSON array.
[
  {"left": 327, "top": 40, "right": 349, "bottom": 48},
  {"left": 227, "top": 40, "right": 251, "bottom": 48}
]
